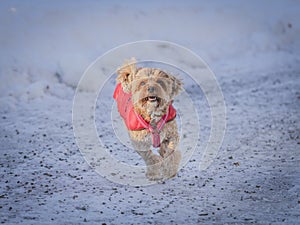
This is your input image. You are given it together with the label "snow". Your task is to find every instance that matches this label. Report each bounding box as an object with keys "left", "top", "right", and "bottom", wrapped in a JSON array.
[{"left": 1, "top": 0, "right": 299, "bottom": 224}]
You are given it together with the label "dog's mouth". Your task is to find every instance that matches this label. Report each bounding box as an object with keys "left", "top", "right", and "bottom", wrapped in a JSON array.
[
  {"left": 147, "top": 96, "right": 159, "bottom": 102},
  {"left": 143, "top": 96, "right": 161, "bottom": 104}
]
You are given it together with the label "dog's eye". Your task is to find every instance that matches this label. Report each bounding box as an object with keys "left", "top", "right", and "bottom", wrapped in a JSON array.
[
  {"left": 140, "top": 81, "right": 146, "bottom": 86},
  {"left": 157, "top": 79, "right": 164, "bottom": 85},
  {"left": 157, "top": 79, "right": 167, "bottom": 91}
]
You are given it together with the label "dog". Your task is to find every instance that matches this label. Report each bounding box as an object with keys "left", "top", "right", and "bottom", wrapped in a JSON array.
[{"left": 113, "top": 59, "right": 182, "bottom": 181}]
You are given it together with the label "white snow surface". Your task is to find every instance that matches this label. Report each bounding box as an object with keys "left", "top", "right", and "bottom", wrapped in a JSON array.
[{"left": 1, "top": 0, "right": 300, "bottom": 224}]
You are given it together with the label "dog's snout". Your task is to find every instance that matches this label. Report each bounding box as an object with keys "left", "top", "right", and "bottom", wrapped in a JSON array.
[{"left": 148, "top": 86, "right": 155, "bottom": 93}]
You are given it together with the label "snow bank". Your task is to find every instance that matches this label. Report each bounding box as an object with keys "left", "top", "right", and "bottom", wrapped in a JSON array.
[{"left": 0, "top": 0, "right": 299, "bottom": 95}]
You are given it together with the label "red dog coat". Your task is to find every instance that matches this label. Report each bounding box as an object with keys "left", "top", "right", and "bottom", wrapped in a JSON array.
[{"left": 113, "top": 83, "right": 176, "bottom": 147}]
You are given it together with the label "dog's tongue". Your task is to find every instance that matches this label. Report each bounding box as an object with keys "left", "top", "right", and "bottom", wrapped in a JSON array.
[{"left": 148, "top": 96, "right": 157, "bottom": 102}]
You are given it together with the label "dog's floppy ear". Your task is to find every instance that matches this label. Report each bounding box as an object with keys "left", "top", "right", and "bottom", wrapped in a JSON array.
[
  {"left": 170, "top": 74, "right": 183, "bottom": 98},
  {"left": 116, "top": 58, "right": 137, "bottom": 93}
]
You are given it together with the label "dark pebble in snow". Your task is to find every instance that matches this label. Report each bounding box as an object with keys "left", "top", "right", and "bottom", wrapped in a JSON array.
[
  {"left": 43, "top": 173, "right": 52, "bottom": 177},
  {"left": 76, "top": 206, "right": 87, "bottom": 211}
]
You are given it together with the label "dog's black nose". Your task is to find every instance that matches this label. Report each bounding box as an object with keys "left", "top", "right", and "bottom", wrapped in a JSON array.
[{"left": 148, "top": 86, "right": 155, "bottom": 93}]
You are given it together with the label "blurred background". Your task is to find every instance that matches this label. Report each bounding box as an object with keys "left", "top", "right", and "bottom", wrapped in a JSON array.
[{"left": 0, "top": 0, "right": 299, "bottom": 92}]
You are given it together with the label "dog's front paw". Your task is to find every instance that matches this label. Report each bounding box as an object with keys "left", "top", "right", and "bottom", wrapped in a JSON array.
[{"left": 146, "top": 170, "right": 162, "bottom": 181}]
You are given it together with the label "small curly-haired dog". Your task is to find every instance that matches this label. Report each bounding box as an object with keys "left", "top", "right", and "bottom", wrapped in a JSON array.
[{"left": 113, "top": 59, "right": 182, "bottom": 181}]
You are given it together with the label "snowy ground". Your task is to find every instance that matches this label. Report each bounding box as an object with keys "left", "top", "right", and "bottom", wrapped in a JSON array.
[{"left": 1, "top": 1, "right": 300, "bottom": 224}]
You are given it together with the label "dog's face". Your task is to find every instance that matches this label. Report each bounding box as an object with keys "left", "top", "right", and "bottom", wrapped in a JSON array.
[
  {"left": 131, "top": 68, "right": 175, "bottom": 116},
  {"left": 117, "top": 59, "right": 182, "bottom": 122}
]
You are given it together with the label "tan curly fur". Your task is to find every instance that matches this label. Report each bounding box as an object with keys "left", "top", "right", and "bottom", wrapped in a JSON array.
[{"left": 116, "top": 59, "right": 182, "bottom": 181}]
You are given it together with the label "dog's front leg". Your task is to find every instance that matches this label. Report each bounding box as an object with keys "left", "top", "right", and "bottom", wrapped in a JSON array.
[
  {"left": 160, "top": 141, "right": 181, "bottom": 179},
  {"left": 137, "top": 150, "right": 163, "bottom": 181},
  {"left": 131, "top": 140, "right": 163, "bottom": 181},
  {"left": 159, "top": 121, "right": 181, "bottom": 179}
]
